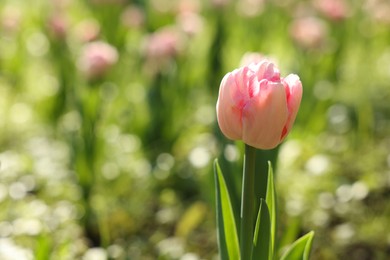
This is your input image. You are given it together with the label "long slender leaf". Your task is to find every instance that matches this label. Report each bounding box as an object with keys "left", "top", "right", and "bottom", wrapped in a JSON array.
[
  {"left": 35, "top": 235, "right": 51, "bottom": 260},
  {"left": 266, "top": 161, "right": 277, "bottom": 259},
  {"left": 280, "top": 231, "right": 315, "bottom": 260},
  {"left": 279, "top": 217, "right": 301, "bottom": 250},
  {"left": 254, "top": 148, "right": 279, "bottom": 201},
  {"left": 214, "top": 159, "right": 240, "bottom": 260},
  {"left": 252, "top": 199, "right": 271, "bottom": 260}
]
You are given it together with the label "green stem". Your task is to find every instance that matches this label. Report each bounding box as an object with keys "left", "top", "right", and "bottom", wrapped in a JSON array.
[{"left": 240, "top": 144, "right": 257, "bottom": 259}]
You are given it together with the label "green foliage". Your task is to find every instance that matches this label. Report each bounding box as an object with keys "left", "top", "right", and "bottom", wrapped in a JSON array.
[
  {"left": 214, "top": 160, "right": 240, "bottom": 260},
  {"left": 266, "top": 161, "right": 277, "bottom": 258},
  {"left": 215, "top": 156, "right": 314, "bottom": 260},
  {"left": 253, "top": 199, "right": 271, "bottom": 260},
  {"left": 280, "top": 231, "right": 315, "bottom": 260}
]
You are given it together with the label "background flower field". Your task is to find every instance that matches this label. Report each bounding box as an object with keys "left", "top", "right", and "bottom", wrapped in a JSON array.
[{"left": 0, "top": 0, "right": 389, "bottom": 259}]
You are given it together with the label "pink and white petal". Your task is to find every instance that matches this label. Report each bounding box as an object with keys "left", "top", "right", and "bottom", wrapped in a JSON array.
[
  {"left": 282, "top": 74, "right": 303, "bottom": 139},
  {"left": 242, "top": 82, "right": 288, "bottom": 149},
  {"left": 217, "top": 73, "right": 243, "bottom": 140}
]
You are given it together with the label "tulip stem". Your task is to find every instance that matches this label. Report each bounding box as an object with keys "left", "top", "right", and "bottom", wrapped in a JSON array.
[{"left": 240, "top": 144, "right": 257, "bottom": 259}]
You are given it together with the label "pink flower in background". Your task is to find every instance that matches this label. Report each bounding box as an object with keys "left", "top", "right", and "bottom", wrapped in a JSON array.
[
  {"left": 289, "top": 17, "right": 328, "bottom": 49},
  {"left": 47, "top": 0, "right": 71, "bottom": 40},
  {"left": 176, "top": 11, "right": 204, "bottom": 37},
  {"left": 121, "top": 6, "right": 145, "bottom": 29},
  {"left": 143, "top": 27, "right": 184, "bottom": 60},
  {"left": 177, "top": 0, "right": 202, "bottom": 14},
  {"left": 313, "top": 0, "right": 349, "bottom": 21},
  {"left": 175, "top": 0, "right": 204, "bottom": 37},
  {"left": 1, "top": 6, "right": 21, "bottom": 33},
  {"left": 78, "top": 41, "right": 118, "bottom": 79},
  {"left": 74, "top": 19, "right": 100, "bottom": 42},
  {"left": 47, "top": 14, "right": 68, "bottom": 40},
  {"left": 216, "top": 60, "right": 302, "bottom": 149},
  {"left": 212, "top": 0, "right": 231, "bottom": 8},
  {"left": 236, "top": 0, "right": 265, "bottom": 17},
  {"left": 142, "top": 26, "right": 186, "bottom": 75},
  {"left": 52, "top": 0, "right": 71, "bottom": 9},
  {"left": 364, "top": 0, "right": 390, "bottom": 24}
]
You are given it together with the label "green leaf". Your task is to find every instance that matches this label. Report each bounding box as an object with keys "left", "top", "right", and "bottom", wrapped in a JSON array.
[
  {"left": 35, "top": 235, "right": 51, "bottom": 260},
  {"left": 266, "top": 161, "right": 277, "bottom": 259},
  {"left": 214, "top": 159, "right": 240, "bottom": 260},
  {"left": 252, "top": 199, "right": 271, "bottom": 260},
  {"left": 280, "top": 231, "right": 315, "bottom": 260}
]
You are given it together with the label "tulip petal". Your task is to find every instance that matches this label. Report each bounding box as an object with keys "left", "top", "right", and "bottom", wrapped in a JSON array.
[
  {"left": 281, "top": 74, "right": 302, "bottom": 140},
  {"left": 242, "top": 81, "right": 288, "bottom": 149},
  {"left": 217, "top": 72, "right": 243, "bottom": 140}
]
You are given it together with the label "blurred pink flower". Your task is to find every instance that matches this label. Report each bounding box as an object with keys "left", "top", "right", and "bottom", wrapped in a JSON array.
[
  {"left": 47, "top": 14, "right": 68, "bottom": 40},
  {"left": 1, "top": 6, "right": 22, "bottom": 33},
  {"left": 216, "top": 60, "right": 302, "bottom": 149},
  {"left": 142, "top": 27, "right": 186, "bottom": 75},
  {"left": 143, "top": 27, "right": 185, "bottom": 60},
  {"left": 52, "top": 0, "right": 72, "bottom": 9},
  {"left": 212, "top": 0, "right": 231, "bottom": 8},
  {"left": 364, "top": 0, "right": 390, "bottom": 24},
  {"left": 236, "top": 0, "right": 265, "bottom": 17},
  {"left": 74, "top": 19, "right": 100, "bottom": 42},
  {"left": 289, "top": 17, "right": 328, "bottom": 49},
  {"left": 177, "top": 0, "right": 202, "bottom": 14},
  {"left": 78, "top": 41, "right": 118, "bottom": 79},
  {"left": 176, "top": 11, "right": 204, "bottom": 37},
  {"left": 121, "top": 6, "right": 145, "bottom": 29},
  {"left": 313, "top": 0, "right": 349, "bottom": 21}
]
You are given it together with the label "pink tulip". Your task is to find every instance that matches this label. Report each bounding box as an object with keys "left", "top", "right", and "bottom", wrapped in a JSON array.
[
  {"left": 78, "top": 41, "right": 118, "bottom": 79},
  {"left": 236, "top": 0, "right": 265, "bottom": 17},
  {"left": 313, "top": 0, "right": 349, "bottom": 21},
  {"left": 141, "top": 26, "right": 186, "bottom": 75},
  {"left": 121, "top": 6, "right": 145, "bottom": 29},
  {"left": 1, "top": 6, "right": 22, "bottom": 33},
  {"left": 74, "top": 19, "right": 100, "bottom": 43},
  {"left": 176, "top": 11, "right": 204, "bottom": 37},
  {"left": 289, "top": 17, "right": 328, "bottom": 49},
  {"left": 143, "top": 27, "right": 184, "bottom": 60},
  {"left": 47, "top": 14, "right": 68, "bottom": 40},
  {"left": 216, "top": 60, "right": 302, "bottom": 149}
]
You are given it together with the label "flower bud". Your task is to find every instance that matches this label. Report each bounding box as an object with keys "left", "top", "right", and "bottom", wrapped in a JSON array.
[{"left": 216, "top": 60, "right": 302, "bottom": 149}]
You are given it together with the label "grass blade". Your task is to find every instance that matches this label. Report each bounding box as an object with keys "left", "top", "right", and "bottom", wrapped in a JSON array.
[
  {"left": 266, "top": 161, "right": 277, "bottom": 259},
  {"left": 280, "top": 231, "right": 315, "bottom": 260},
  {"left": 252, "top": 198, "right": 271, "bottom": 260},
  {"left": 214, "top": 159, "right": 240, "bottom": 260}
]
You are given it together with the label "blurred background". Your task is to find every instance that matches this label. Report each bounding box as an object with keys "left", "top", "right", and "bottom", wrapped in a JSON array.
[{"left": 0, "top": 0, "right": 390, "bottom": 259}]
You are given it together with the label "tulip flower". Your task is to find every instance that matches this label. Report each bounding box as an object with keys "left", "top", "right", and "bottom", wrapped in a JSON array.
[
  {"left": 313, "top": 0, "right": 349, "bottom": 21},
  {"left": 214, "top": 59, "right": 312, "bottom": 260},
  {"left": 216, "top": 59, "right": 302, "bottom": 149},
  {"left": 289, "top": 17, "right": 328, "bottom": 49},
  {"left": 78, "top": 41, "right": 118, "bottom": 79}
]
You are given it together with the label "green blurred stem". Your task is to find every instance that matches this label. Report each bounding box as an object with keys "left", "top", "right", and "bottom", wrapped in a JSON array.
[
  {"left": 73, "top": 81, "right": 104, "bottom": 246},
  {"left": 240, "top": 144, "right": 257, "bottom": 260}
]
